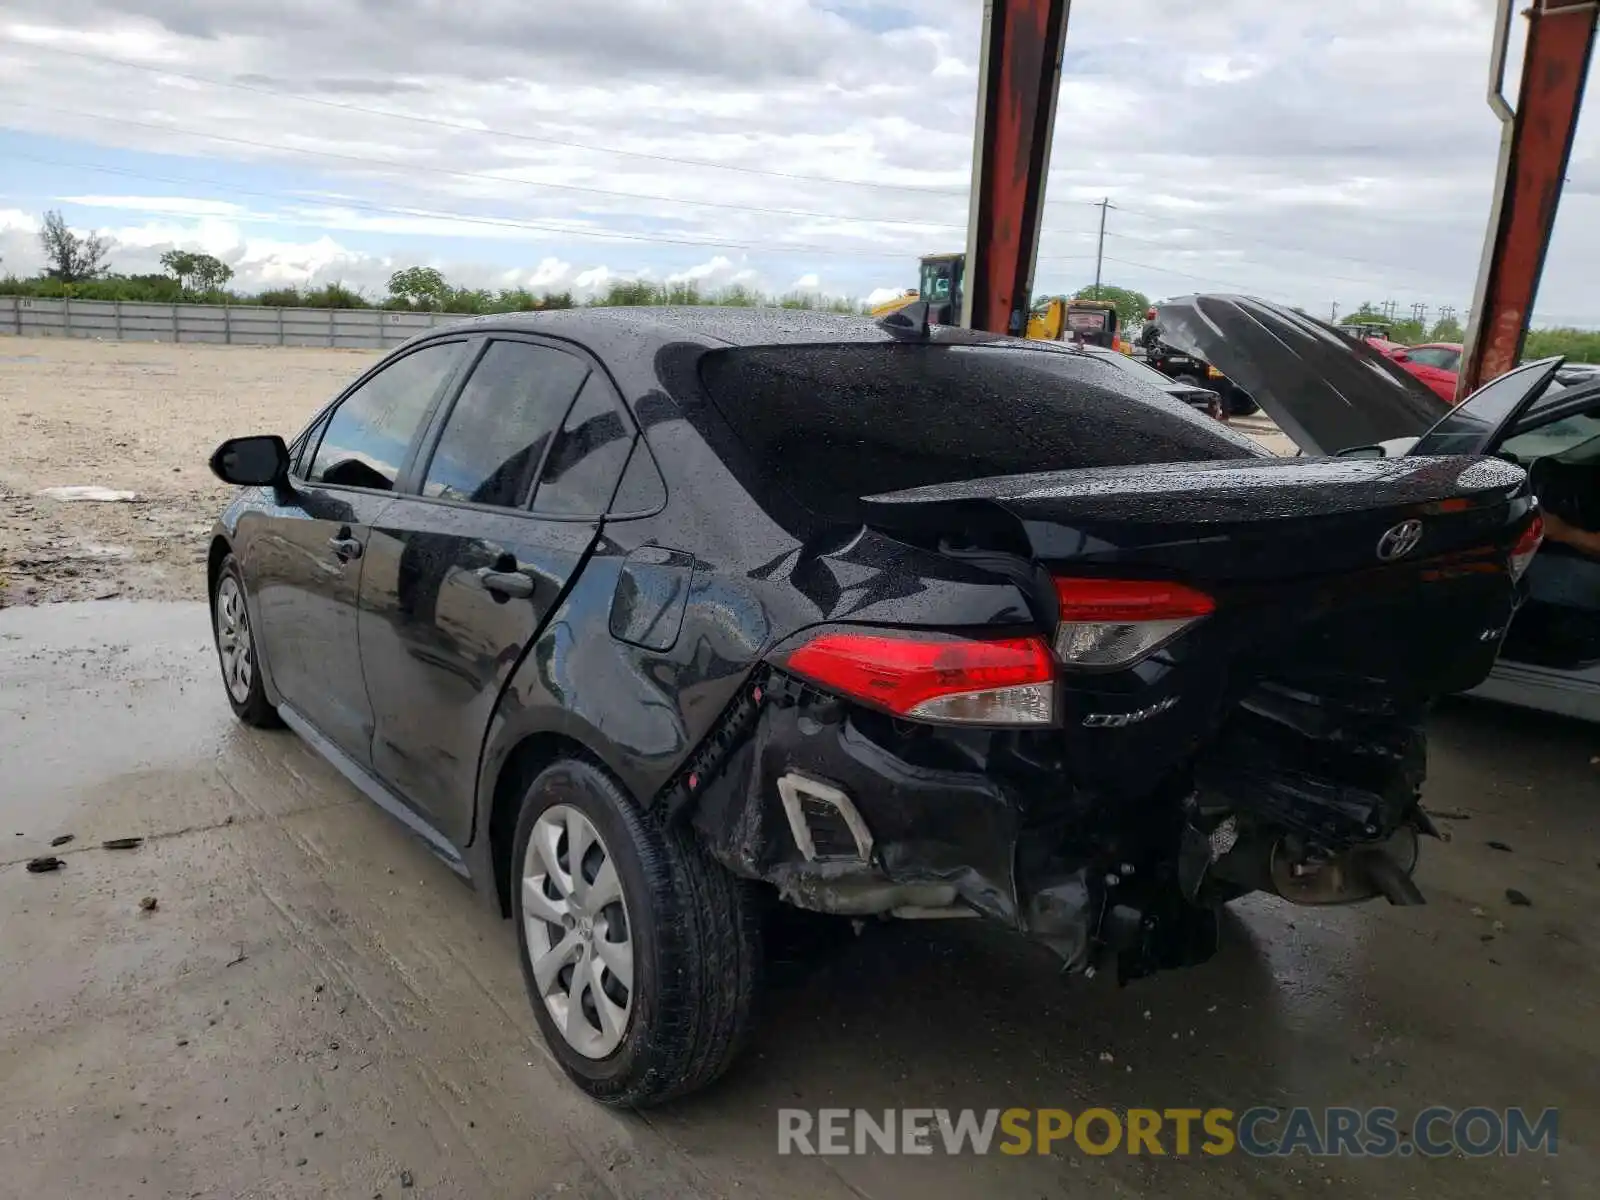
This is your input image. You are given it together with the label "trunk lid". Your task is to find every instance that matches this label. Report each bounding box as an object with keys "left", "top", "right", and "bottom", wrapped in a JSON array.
[
  {"left": 862, "top": 454, "right": 1533, "bottom": 712},
  {"left": 1152, "top": 294, "right": 1448, "bottom": 454},
  {"left": 862, "top": 454, "right": 1531, "bottom": 583}
]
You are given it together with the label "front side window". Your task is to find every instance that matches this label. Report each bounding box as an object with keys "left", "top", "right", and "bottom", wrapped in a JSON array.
[
  {"left": 307, "top": 341, "right": 464, "bottom": 491},
  {"left": 422, "top": 340, "right": 590, "bottom": 509}
]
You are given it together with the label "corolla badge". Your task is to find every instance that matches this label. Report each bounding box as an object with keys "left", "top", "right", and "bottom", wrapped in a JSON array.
[{"left": 1375, "top": 518, "right": 1424, "bottom": 562}]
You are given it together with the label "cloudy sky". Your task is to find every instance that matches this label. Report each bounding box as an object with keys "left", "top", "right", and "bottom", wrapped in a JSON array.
[{"left": 0, "top": 0, "right": 1596, "bottom": 323}]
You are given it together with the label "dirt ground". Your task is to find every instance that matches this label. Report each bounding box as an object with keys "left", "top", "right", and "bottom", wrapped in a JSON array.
[
  {"left": 0, "top": 337, "right": 1594, "bottom": 1197},
  {"left": 1, "top": 601, "right": 1595, "bottom": 1198},
  {"left": 0, "top": 338, "right": 1296, "bottom": 608},
  {"left": 0, "top": 339, "right": 380, "bottom": 606}
]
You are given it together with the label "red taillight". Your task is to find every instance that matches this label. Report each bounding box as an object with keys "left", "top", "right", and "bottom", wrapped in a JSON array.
[
  {"left": 1509, "top": 512, "right": 1544, "bottom": 582},
  {"left": 1052, "top": 577, "right": 1215, "bottom": 668},
  {"left": 777, "top": 631, "right": 1055, "bottom": 726}
]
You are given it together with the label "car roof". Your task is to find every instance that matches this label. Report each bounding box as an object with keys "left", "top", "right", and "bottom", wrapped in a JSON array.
[{"left": 428, "top": 305, "right": 1026, "bottom": 353}]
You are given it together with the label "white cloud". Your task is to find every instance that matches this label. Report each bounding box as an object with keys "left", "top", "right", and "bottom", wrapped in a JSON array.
[
  {"left": 62, "top": 195, "right": 249, "bottom": 217},
  {"left": 665, "top": 255, "right": 762, "bottom": 291},
  {"left": 572, "top": 266, "right": 617, "bottom": 291},
  {"left": 0, "top": 1, "right": 1595, "bottom": 321},
  {"left": 865, "top": 285, "right": 911, "bottom": 307}
]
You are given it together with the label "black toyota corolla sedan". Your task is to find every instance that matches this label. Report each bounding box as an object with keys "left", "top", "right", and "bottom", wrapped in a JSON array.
[{"left": 207, "top": 307, "right": 1542, "bottom": 1106}]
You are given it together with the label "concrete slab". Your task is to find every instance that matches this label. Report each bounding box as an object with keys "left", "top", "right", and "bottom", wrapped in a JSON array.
[{"left": 1, "top": 602, "right": 1595, "bottom": 1198}]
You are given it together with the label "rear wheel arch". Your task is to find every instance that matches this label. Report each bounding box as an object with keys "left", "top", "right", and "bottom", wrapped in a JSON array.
[{"left": 488, "top": 731, "right": 621, "bottom": 918}]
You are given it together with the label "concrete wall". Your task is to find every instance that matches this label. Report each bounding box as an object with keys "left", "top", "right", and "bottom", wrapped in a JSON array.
[{"left": 0, "top": 296, "right": 477, "bottom": 349}]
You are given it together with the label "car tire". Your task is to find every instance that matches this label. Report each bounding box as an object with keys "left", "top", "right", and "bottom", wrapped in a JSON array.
[
  {"left": 1172, "top": 373, "right": 1204, "bottom": 389},
  {"left": 1227, "top": 389, "right": 1260, "bottom": 417},
  {"left": 511, "top": 757, "right": 762, "bottom": 1107},
  {"left": 211, "top": 554, "right": 282, "bottom": 728}
]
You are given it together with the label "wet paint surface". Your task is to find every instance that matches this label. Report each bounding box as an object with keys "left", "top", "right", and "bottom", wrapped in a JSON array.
[{"left": 1, "top": 601, "right": 1596, "bottom": 1199}]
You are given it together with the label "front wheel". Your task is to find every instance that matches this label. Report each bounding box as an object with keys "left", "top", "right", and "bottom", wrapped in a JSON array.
[
  {"left": 211, "top": 554, "right": 281, "bottom": 728},
  {"left": 512, "top": 758, "right": 762, "bottom": 1106}
]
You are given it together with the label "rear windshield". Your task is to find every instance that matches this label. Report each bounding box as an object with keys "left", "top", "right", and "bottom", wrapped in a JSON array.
[{"left": 697, "top": 342, "right": 1259, "bottom": 524}]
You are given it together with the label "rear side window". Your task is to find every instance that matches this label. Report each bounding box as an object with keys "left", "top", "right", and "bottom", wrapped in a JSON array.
[
  {"left": 422, "top": 341, "right": 589, "bottom": 509},
  {"left": 697, "top": 342, "right": 1257, "bottom": 524},
  {"left": 532, "top": 374, "right": 636, "bottom": 517},
  {"left": 308, "top": 341, "right": 464, "bottom": 490}
]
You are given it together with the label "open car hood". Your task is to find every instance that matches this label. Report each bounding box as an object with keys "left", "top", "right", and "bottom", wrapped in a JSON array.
[{"left": 1154, "top": 294, "right": 1450, "bottom": 455}]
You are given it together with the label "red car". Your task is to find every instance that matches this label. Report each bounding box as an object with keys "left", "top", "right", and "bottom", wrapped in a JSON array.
[{"left": 1376, "top": 341, "right": 1462, "bottom": 403}]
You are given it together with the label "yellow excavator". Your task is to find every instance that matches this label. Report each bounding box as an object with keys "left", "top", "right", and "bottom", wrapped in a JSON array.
[{"left": 869, "top": 252, "right": 1131, "bottom": 350}]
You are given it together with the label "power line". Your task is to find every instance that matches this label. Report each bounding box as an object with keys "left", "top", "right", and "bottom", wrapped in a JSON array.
[
  {"left": 0, "top": 37, "right": 1120, "bottom": 229},
  {"left": 1098, "top": 254, "right": 1298, "bottom": 304},
  {"left": 1111, "top": 200, "right": 1454, "bottom": 284},
  {"left": 0, "top": 149, "right": 926, "bottom": 261},
  {"left": 2, "top": 39, "right": 995, "bottom": 202},
  {"left": 10, "top": 147, "right": 1096, "bottom": 268},
  {"left": 0, "top": 99, "right": 987, "bottom": 234},
  {"left": 5, "top": 141, "right": 1101, "bottom": 268},
  {"left": 1104, "top": 228, "right": 1433, "bottom": 291}
]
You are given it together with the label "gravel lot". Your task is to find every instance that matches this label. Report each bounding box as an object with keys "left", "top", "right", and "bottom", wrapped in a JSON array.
[
  {"left": 0, "top": 337, "right": 1294, "bottom": 608},
  {"left": 0, "top": 339, "right": 380, "bottom": 605}
]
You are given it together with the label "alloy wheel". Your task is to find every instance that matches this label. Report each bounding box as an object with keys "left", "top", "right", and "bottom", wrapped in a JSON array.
[
  {"left": 215, "top": 575, "right": 254, "bottom": 704},
  {"left": 521, "top": 803, "right": 635, "bottom": 1059}
]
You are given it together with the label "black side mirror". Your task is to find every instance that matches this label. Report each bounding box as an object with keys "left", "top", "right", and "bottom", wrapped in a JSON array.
[
  {"left": 1335, "top": 443, "right": 1387, "bottom": 459},
  {"left": 209, "top": 435, "right": 291, "bottom": 487}
]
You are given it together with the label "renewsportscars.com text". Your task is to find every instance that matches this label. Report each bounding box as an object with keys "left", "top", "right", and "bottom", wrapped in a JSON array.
[{"left": 777, "top": 1106, "right": 1559, "bottom": 1158}]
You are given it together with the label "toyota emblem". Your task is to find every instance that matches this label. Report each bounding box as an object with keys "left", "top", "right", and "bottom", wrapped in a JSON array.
[{"left": 1376, "top": 519, "right": 1424, "bottom": 562}]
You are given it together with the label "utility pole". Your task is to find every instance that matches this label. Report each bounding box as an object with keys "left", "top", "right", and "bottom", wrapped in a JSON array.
[
  {"left": 1411, "top": 302, "right": 1429, "bottom": 325},
  {"left": 1330, "top": 301, "right": 1340, "bottom": 322},
  {"left": 1092, "top": 197, "right": 1111, "bottom": 299}
]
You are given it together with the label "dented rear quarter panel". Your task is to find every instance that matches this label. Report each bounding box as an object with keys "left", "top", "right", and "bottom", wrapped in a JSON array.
[{"left": 468, "top": 340, "right": 1043, "bottom": 867}]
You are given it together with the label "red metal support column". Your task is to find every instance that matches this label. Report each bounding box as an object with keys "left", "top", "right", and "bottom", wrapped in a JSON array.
[
  {"left": 961, "top": 0, "right": 1072, "bottom": 334},
  {"left": 1459, "top": 0, "right": 1598, "bottom": 396}
]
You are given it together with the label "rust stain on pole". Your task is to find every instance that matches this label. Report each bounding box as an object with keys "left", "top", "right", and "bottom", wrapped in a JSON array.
[
  {"left": 1460, "top": 1, "right": 1597, "bottom": 396},
  {"left": 964, "top": 0, "right": 1071, "bottom": 335}
]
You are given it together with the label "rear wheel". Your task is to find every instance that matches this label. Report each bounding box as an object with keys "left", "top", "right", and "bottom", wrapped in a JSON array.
[
  {"left": 511, "top": 758, "right": 762, "bottom": 1106},
  {"left": 211, "top": 555, "right": 281, "bottom": 728}
]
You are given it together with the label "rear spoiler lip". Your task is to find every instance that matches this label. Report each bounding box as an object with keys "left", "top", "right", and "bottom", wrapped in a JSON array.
[{"left": 859, "top": 455, "right": 1529, "bottom": 530}]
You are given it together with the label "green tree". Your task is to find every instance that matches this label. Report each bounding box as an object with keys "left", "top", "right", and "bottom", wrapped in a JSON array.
[
  {"left": 1430, "top": 314, "right": 1464, "bottom": 342},
  {"left": 301, "top": 282, "right": 368, "bottom": 308},
  {"left": 190, "top": 254, "right": 233, "bottom": 292},
  {"left": 161, "top": 250, "right": 232, "bottom": 293},
  {"left": 159, "top": 249, "right": 198, "bottom": 290},
  {"left": 39, "top": 210, "right": 110, "bottom": 283},
  {"left": 386, "top": 266, "right": 450, "bottom": 310},
  {"left": 1070, "top": 283, "right": 1150, "bottom": 328}
]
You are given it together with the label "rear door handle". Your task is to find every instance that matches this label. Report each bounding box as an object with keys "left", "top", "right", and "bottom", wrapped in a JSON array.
[
  {"left": 327, "top": 535, "right": 363, "bottom": 562},
  {"left": 475, "top": 568, "right": 534, "bottom": 600}
]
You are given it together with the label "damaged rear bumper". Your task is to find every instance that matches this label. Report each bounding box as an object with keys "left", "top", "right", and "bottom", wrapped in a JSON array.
[
  {"left": 676, "top": 671, "right": 1435, "bottom": 981},
  {"left": 683, "top": 679, "right": 1026, "bottom": 924}
]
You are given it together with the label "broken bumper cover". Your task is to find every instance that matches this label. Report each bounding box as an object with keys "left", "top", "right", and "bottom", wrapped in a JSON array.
[
  {"left": 677, "top": 672, "right": 1432, "bottom": 980},
  {"left": 687, "top": 693, "right": 1027, "bottom": 924}
]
